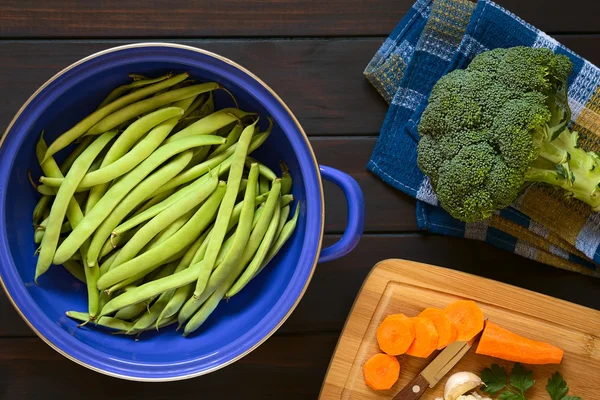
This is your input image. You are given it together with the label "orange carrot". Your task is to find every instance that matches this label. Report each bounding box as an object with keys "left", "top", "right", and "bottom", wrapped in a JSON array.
[
  {"left": 444, "top": 300, "right": 484, "bottom": 341},
  {"left": 377, "top": 314, "right": 415, "bottom": 356},
  {"left": 363, "top": 353, "right": 401, "bottom": 391},
  {"left": 476, "top": 321, "right": 564, "bottom": 364},
  {"left": 406, "top": 317, "right": 439, "bottom": 358},
  {"left": 419, "top": 307, "right": 458, "bottom": 350}
]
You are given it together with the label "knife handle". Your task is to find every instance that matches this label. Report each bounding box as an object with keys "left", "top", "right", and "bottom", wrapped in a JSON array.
[{"left": 392, "top": 374, "right": 430, "bottom": 400}]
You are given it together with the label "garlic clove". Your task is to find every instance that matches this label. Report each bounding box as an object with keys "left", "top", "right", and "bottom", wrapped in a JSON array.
[{"left": 444, "top": 372, "right": 482, "bottom": 400}]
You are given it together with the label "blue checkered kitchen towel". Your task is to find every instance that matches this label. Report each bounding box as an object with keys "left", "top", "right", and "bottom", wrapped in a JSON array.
[{"left": 364, "top": 0, "right": 600, "bottom": 276}]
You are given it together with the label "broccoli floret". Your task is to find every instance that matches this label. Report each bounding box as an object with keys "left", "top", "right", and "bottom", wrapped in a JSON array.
[{"left": 417, "top": 46, "right": 600, "bottom": 222}]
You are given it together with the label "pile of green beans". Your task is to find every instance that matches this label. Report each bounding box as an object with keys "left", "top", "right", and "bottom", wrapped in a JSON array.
[{"left": 32, "top": 73, "right": 298, "bottom": 338}]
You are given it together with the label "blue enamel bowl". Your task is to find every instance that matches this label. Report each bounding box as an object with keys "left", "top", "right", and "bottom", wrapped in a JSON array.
[{"left": 0, "top": 43, "right": 365, "bottom": 381}]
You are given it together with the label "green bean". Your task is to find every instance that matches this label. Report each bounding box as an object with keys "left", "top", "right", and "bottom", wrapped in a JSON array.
[
  {"left": 172, "top": 94, "right": 198, "bottom": 113},
  {"left": 246, "top": 157, "right": 277, "bottom": 182},
  {"left": 86, "top": 150, "right": 194, "bottom": 266},
  {"left": 63, "top": 260, "right": 86, "bottom": 283},
  {"left": 60, "top": 137, "right": 94, "bottom": 175},
  {"left": 259, "top": 175, "right": 269, "bottom": 195},
  {"left": 86, "top": 83, "right": 218, "bottom": 136},
  {"left": 114, "top": 302, "right": 147, "bottom": 320},
  {"left": 179, "top": 177, "right": 279, "bottom": 325},
  {"left": 256, "top": 203, "right": 300, "bottom": 277},
  {"left": 182, "top": 279, "right": 227, "bottom": 337},
  {"left": 209, "top": 123, "right": 243, "bottom": 159},
  {"left": 97, "top": 182, "right": 226, "bottom": 290},
  {"left": 33, "top": 195, "right": 51, "bottom": 225},
  {"left": 191, "top": 123, "right": 257, "bottom": 297},
  {"left": 99, "top": 249, "right": 120, "bottom": 276},
  {"left": 67, "top": 311, "right": 134, "bottom": 331},
  {"left": 130, "top": 262, "right": 180, "bottom": 331},
  {"left": 43, "top": 73, "right": 189, "bottom": 163},
  {"left": 98, "top": 74, "right": 171, "bottom": 109},
  {"left": 112, "top": 172, "right": 217, "bottom": 268},
  {"left": 36, "top": 185, "right": 55, "bottom": 196},
  {"left": 226, "top": 202, "right": 281, "bottom": 298},
  {"left": 53, "top": 134, "right": 225, "bottom": 264},
  {"left": 167, "top": 108, "right": 253, "bottom": 143},
  {"left": 152, "top": 126, "right": 271, "bottom": 197},
  {"left": 280, "top": 162, "right": 292, "bottom": 195},
  {"left": 275, "top": 204, "right": 291, "bottom": 241},
  {"left": 181, "top": 94, "right": 207, "bottom": 118},
  {"left": 35, "top": 131, "right": 117, "bottom": 282},
  {"left": 111, "top": 201, "right": 202, "bottom": 272},
  {"left": 83, "top": 109, "right": 184, "bottom": 212},
  {"left": 132, "top": 188, "right": 175, "bottom": 218}
]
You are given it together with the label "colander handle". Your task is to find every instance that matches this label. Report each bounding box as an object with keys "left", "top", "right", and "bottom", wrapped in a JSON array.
[{"left": 318, "top": 165, "right": 365, "bottom": 263}]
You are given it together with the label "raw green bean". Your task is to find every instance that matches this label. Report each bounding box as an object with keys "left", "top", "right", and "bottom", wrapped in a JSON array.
[
  {"left": 35, "top": 131, "right": 117, "bottom": 281},
  {"left": 43, "top": 73, "right": 189, "bottom": 163},
  {"left": 67, "top": 311, "right": 135, "bottom": 331},
  {"left": 63, "top": 260, "right": 86, "bottom": 283},
  {"left": 114, "top": 302, "right": 147, "bottom": 320},
  {"left": 130, "top": 261, "right": 180, "bottom": 331},
  {"left": 172, "top": 94, "right": 198, "bottom": 113},
  {"left": 60, "top": 136, "right": 94, "bottom": 175},
  {"left": 280, "top": 162, "right": 292, "bottom": 195},
  {"left": 97, "top": 182, "right": 226, "bottom": 290},
  {"left": 112, "top": 203, "right": 201, "bottom": 272},
  {"left": 42, "top": 114, "right": 184, "bottom": 190},
  {"left": 132, "top": 188, "right": 175, "bottom": 218},
  {"left": 191, "top": 122, "right": 257, "bottom": 297},
  {"left": 246, "top": 157, "right": 277, "bottom": 181},
  {"left": 152, "top": 127, "right": 270, "bottom": 198},
  {"left": 86, "top": 83, "right": 218, "bottom": 136},
  {"left": 182, "top": 279, "right": 227, "bottom": 337},
  {"left": 99, "top": 249, "right": 120, "bottom": 276},
  {"left": 53, "top": 134, "right": 225, "bottom": 264},
  {"left": 86, "top": 150, "right": 194, "bottom": 266},
  {"left": 226, "top": 202, "right": 281, "bottom": 298},
  {"left": 33, "top": 195, "right": 51, "bottom": 225},
  {"left": 179, "top": 177, "right": 279, "bottom": 325},
  {"left": 167, "top": 108, "right": 253, "bottom": 143},
  {"left": 208, "top": 123, "right": 243, "bottom": 159},
  {"left": 256, "top": 203, "right": 300, "bottom": 276},
  {"left": 83, "top": 108, "right": 184, "bottom": 212},
  {"left": 181, "top": 94, "right": 207, "bottom": 118},
  {"left": 98, "top": 74, "right": 171, "bottom": 109},
  {"left": 36, "top": 185, "right": 55, "bottom": 196},
  {"left": 259, "top": 175, "right": 269, "bottom": 195},
  {"left": 275, "top": 204, "right": 291, "bottom": 241}
]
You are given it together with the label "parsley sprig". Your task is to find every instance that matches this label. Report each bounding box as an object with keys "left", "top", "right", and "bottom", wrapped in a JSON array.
[
  {"left": 546, "top": 371, "right": 582, "bottom": 400},
  {"left": 480, "top": 363, "right": 534, "bottom": 400}
]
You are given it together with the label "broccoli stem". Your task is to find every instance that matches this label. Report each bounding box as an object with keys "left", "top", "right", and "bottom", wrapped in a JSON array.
[{"left": 525, "top": 129, "right": 600, "bottom": 210}]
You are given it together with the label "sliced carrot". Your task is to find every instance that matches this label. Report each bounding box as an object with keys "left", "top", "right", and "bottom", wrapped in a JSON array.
[
  {"left": 418, "top": 307, "right": 458, "bottom": 350},
  {"left": 363, "top": 353, "right": 401, "bottom": 391},
  {"left": 376, "top": 314, "right": 415, "bottom": 356},
  {"left": 476, "top": 321, "right": 564, "bottom": 364},
  {"left": 444, "top": 300, "right": 484, "bottom": 341},
  {"left": 405, "top": 317, "right": 439, "bottom": 358}
]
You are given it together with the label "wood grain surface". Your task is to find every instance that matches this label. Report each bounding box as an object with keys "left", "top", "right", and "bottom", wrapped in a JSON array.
[
  {"left": 1, "top": 0, "right": 600, "bottom": 398},
  {"left": 320, "top": 259, "right": 600, "bottom": 399}
]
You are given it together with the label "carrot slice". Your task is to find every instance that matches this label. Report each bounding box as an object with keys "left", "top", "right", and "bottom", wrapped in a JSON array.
[
  {"left": 405, "top": 317, "right": 439, "bottom": 358},
  {"left": 377, "top": 314, "right": 415, "bottom": 356},
  {"left": 363, "top": 353, "right": 401, "bottom": 391},
  {"left": 444, "top": 300, "right": 484, "bottom": 341},
  {"left": 419, "top": 307, "right": 457, "bottom": 350},
  {"left": 476, "top": 321, "right": 564, "bottom": 364}
]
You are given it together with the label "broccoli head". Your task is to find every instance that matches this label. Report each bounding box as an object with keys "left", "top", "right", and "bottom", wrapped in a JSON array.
[{"left": 417, "top": 46, "right": 600, "bottom": 222}]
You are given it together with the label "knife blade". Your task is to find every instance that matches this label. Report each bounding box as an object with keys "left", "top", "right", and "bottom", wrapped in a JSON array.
[{"left": 393, "top": 330, "right": 483, "bottom": 400}]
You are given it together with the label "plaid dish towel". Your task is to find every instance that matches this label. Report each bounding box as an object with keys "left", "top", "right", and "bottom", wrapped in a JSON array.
[{"left": 364, "top": 0, "right": 600, "bottom": 277}]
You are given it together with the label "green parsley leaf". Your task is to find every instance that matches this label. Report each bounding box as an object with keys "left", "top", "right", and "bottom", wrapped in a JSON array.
[
  {"left": 546, "top": 371, "right": 569, "bottom": 400},
  {"left": 498, "top": 392, "right": 525, "bottom": 400},
  {"left": 561, "top": 396, "right": 582, "bottom": 400},
  {"left": 510, "top": 363, "right": 535, "bottom": 392},
  {"left": 481, "top": 364, "right": 508, "bottom": 394}
]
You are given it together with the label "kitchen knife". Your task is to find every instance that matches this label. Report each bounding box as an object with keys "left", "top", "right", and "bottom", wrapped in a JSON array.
[{"left": 393, "top": 331, "right": 482, "bottom": 400}]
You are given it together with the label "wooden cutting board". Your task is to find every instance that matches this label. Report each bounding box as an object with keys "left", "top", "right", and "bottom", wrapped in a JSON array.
[{"left": 319, "top": 259, "right": 600, "bottom": 399}]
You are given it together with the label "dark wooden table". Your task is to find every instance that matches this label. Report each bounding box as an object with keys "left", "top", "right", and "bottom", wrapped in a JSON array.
[{"left": 1, "top": 1, "right": 600, "bottom": 398}]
